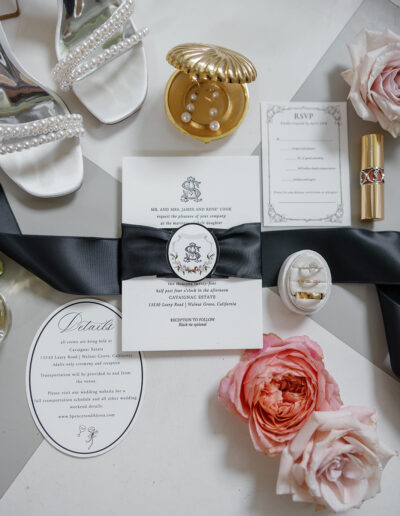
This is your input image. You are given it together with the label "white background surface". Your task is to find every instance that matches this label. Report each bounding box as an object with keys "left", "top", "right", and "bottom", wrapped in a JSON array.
[
  {"left": 1, "top": 290, "right": 399, "bottom": 516},
  {"left": 6, "top": 1, "right": 398, "bottom": 515}
]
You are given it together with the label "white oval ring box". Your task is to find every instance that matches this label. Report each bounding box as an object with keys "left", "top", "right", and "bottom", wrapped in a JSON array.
[{"left": 277, "top": 250, "right": 332, "bottom": 315}]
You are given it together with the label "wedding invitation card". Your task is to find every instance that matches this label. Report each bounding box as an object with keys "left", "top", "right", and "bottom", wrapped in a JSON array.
[
  {"left": 122, "top": 156, "right": 262, "bottom": 352},
  {"left": 261, "top": 102, "right": 351, "bottom": 226},
  {"left": 26, "top": 300, "right": 143, "bottom": 457}
]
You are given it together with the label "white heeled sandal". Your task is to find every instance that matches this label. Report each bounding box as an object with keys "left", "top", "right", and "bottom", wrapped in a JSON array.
[
  {"left": 53, "top": 0, "right": 148, "bottom": 124},
  {"left": 0, "top": 22, "right": 84, "bottom": 198}
]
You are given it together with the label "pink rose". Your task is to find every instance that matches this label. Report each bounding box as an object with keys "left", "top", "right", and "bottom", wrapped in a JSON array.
[
  {"left": 342, "top": 28, "right": 400, "bottom": 137},
  {"left": 277, "top": 407, "right": 396, "bottom": 513},
  {"left": 218, "top": 334, "right": 342, "bottom": 456}
]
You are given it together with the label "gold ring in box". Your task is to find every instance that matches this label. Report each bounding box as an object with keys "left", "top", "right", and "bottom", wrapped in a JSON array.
[{"left": 164, "top": 43, "right": 257, "bottom": 143}]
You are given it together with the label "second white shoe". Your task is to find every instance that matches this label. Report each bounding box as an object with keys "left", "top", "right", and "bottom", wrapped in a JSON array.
[
  {"left": 0, "top": 22, "right": 84, "bottom": 198},
  {"left": 54, "top": 0, "right": 148, "bottom": 124}
]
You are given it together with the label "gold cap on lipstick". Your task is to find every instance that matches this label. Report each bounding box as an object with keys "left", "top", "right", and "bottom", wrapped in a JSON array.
[
  {"left": 361, "top": 134, "right": 384, "bottom": 169},
  {"left": 360, "top": 134, "right": 384, "bottom": 221}
]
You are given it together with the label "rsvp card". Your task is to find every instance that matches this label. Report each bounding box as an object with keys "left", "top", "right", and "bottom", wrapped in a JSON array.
[
  {"left": 261, "top": 102, "right": 350, "bottom": 226},
  {"left": 122, "top": 156, "right": 262, "bottom": 352}
]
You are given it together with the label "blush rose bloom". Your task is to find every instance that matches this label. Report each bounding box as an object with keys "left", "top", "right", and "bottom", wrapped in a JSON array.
[
  {"left": 218, "top": 334, "right": 342, "bottom": 456},
  {"left": 276, "top": 407, "right": 396, "bottom": 513},
  {"left": 342, "top": 28, "right": 400, "bottom": 137}
]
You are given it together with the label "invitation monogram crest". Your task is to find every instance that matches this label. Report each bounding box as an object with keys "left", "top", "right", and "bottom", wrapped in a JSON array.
[
  {"left": 181, "top": 176, "right": 202, "bottom": 202},
  {"left": 184, "top": 242, "right": 202, "bottom": 263},
  {"left": 168, "top": 224, "right": 218, "bottom": 282}
]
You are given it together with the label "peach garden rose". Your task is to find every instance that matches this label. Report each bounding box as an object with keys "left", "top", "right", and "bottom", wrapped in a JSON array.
[
  {"left": 218, "top": 334, "right": 342, "bottom": 456},
  {"left": 276, "top": 407, "right": 396, "bottom": 513},
  {"left": 342, "top": 28, "right": 400, "bottom": 137}
]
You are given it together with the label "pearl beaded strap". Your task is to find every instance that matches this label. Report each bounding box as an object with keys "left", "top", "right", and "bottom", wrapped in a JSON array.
[
  {"left": 52, "top": 0, "right": 149, "bottom": 91},
  {"left": 0, "top": 114, "right": 84, "bottom": 155}
]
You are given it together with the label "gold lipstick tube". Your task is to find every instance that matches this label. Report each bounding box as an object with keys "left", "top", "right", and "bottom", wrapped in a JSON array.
[{"left": 360, "top": 134, "right": 384, "bottom": 221}]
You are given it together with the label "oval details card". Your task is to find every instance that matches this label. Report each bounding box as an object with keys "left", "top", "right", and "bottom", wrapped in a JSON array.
[{"left": 26, "top": 299, "right": 143, "bottom": 457}]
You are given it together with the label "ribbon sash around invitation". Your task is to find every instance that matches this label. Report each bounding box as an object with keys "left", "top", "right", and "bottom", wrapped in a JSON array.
[{"left": 121, "top": 223, "right": 262, "bottom": 281}]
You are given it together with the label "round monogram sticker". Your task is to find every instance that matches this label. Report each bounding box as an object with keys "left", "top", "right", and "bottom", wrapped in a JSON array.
[{"left": 167, "top": 223, "right": 218, "bottom": 282}]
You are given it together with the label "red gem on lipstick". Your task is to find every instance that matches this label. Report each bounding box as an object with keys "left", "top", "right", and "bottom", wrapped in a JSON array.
[{"left": 361, "top": 168, "right": 384, "bottom": 184}]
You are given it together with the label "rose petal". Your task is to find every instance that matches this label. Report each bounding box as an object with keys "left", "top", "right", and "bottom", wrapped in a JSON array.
[
  {"left": 218, "top": 360, "right": 250, "bottom": 421},
  {"left": 276, "top": 446, "right": 294, "bottom": 494}
]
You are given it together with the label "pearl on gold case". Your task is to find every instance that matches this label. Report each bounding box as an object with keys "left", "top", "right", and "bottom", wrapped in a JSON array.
[
  {"left": 181, "top": 112, "right": 191, "bottom": 123},
  {"left": 181, "top": 81, "right": 223, "bottom": 132},
  {"left": 209, "top": 121, "right": 220, "bottom": 131}
]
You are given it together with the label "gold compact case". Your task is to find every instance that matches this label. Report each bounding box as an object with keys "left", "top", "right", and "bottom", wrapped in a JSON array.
[{"left": 164, "top": 43, "right": 257, "bottom": 143}]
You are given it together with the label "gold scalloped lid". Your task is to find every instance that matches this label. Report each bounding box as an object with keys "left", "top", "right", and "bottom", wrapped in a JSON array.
[{"left": 166, "top": 43, "right": 257, "bottom": 84}]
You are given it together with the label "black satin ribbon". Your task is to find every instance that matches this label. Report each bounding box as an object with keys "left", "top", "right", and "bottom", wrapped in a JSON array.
[
  {"left": 1, "top": 185, "right": 400, "bottom": 377},
  {"left": 261, "top": 229, "right": 400, "bottom": 286},
  {"left": 121, "top": 223, "right": 262, "bottom": 280},
  {"left": 0, "top": 186, "right": 120, "bottom": 295}
]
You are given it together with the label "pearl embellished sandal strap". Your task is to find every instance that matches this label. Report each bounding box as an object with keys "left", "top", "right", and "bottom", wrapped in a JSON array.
[
  {"left": 68, "top": 27, "right": 148, "bottom": 89},
  {"left": 0, "top": 114, "right": 84, "bottom": 155},
  {"left": 52, "top": 0, "right": 148, "bottom": 91}
]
